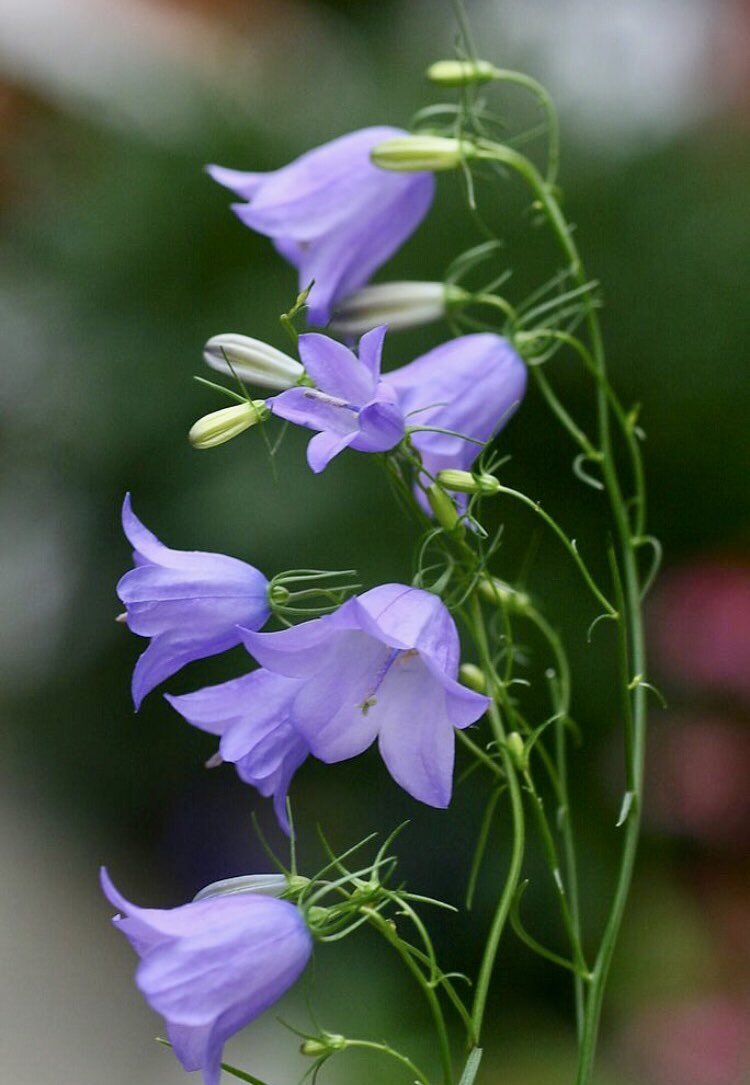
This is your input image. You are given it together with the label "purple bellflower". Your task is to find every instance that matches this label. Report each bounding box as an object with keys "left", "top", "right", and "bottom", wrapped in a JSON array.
[
  {"left": 207, "top": 127, "right": 435, "bottom": 325},
  {"left": 101, "top": 869, "right": 312, "bottom": 1085},
  {"left": 166, "top": 670, "right": 308, "bottom": 835},
  {"left": 384, "top": 332, "right": 528, "bottom": 485},
  {"left": 241, "top": 584, "right": 490, "bottom": 809},
  {"left": 268, "top": 324, "right": 404, "bottom": 472},
  {"left": 117, "top": 495, "right": 270, "bottom": 709}
]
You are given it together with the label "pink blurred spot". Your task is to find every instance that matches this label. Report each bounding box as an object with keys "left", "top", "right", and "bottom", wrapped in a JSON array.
[
  {"left": 645, "top": 715, "right": 750, "bottom": 849},
  {"left": 650, "top": 560, "right": 750, "bottom": 702},
  {"left": 620, "top": 996, "right": 750, "bottom": 1085}
]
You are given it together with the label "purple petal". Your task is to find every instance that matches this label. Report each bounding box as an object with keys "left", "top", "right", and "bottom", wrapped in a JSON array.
[
  {"left": 352, "top": 392, "right": 405, "bottom": 453},
  {"left": 297, "top": 171, "right": 435, "bottom": 325},
  {"left": 357, "top": 324, "right": 388, "bottom": 382},
  {"left": 298, "top": 333, "right": 374, "bottom": 403},
  {"left": 268, "top": 386, "right": 359, "bottom": 437},
  {"left": 353, "top": 584, "right": 460, "bottom": 676},
  {"left": 375, "top": 654, "right": 457, "bottom": 807},
  {"left": 289, "top": 632, "right": 388, "bottom": 761},
  {"left": 239, "top": 602, "right": 360, "bottom": 678},
  {"left": 306, "top": 430, "right": 357, "bottom": 473},
  {"left": 229, "top": 127, "right": 408, "bottom": 240},
  {"left": 206, "top": 164, "right": 268, "bottom": 200},
  {"left": 385, "top": 334, "right": 527, "bottom": 476}
]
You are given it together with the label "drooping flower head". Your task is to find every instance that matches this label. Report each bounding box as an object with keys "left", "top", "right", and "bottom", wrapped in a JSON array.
[
  {"left": 241, "top": 584, "right": 490, "bottom": 809},
  {"left": 208, "top": 127, "right": 435, "bottom": 325},
  {"left": 384, "top": 332, "right": 527, "bottom": 486},
  {"left": 166, "top": 669, "right": 308, "bottom": 834},
  {"left": 268, "top": 325, "right": 405, "bottom": 472},
  {"left": 117, "top": 495, "right": 270, "bottom": 708},
  {"left": 101, "top": 869, "right": 312, "bottom": 1085}
]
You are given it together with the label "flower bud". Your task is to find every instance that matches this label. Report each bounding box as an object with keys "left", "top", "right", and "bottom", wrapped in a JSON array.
[
  {"left": 506, "top": 731, "right": 527, "bottom": 771},
  {"left": 331, "top": 282, "right": 465, "bottom": 336},
  {"left": 460, "top": 663, "right": 486, "bottom": 692},
  {"left": 189, "top": 400, "right": 269, "bottom": 449},
  {"left": 193, "top": 873, "right": 289, "bottom": 902},
  {"left": 477, "top": 575, "right": 530, "bottom": 613},
  {"left": 427, "top": 484, "right": 465, "bottom": 535},
  {"left": 203, "top": 333, "right": 304, "bottom": 391},
  {"left": 437, "top": 469, "right": 501, "bottom": 495},
  {"left": 371, "top": 136, "right": 473, "bottom": 172},
  {"left": 427, "top": 58, "right": 499, "bottom": 87},
  {"left": 300, "top": 1034, "right": 347, "bottom": 1057}
]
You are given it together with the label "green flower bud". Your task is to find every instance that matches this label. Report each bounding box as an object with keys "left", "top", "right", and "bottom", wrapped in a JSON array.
[
  {"left": 427, "top": 484, "right": 465, "bottom": 535},
  {"left": 459, "top": 663, "right": 486, "bottom": 692},
  {"left": 300, "top": 1034, "right": 347, "bottom": 1057},
  {"left": 506, "top": 731, "right": 527, "bottom": 771},
  {"left": 371, "top": 135, "right": 473, "bottom": 172},
  {"left": 188, "top": 400, "right": 269, "bottom": 449},
  {"left": 427, "top": 58, "right": 499, "bottom": 87},
  {"left": 437, "top": 469, "right": 501, "bottom": 495},
  {"left": 477, "top": 575, "right": 530, "bottom": 613}
]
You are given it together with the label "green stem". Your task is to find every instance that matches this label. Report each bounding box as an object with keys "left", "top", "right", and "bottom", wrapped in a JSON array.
[
  {"left": 467, "top": 593, "right": 526, "bottom": 1041},
  {"left": 524, "top": 605, "right": 585, "bottom": 1037},
  {"left": 477, "top": 138, "right": 647, "bottom": 1085},
  {"left": 494, "top": 485, "right": 616, "bottom": 618},
  {"left": 343, "top": 1039, "right": 432, "bottom": 1085},
  {"left": 366, "top": 910, "right": 454, "bottom": 1085}
]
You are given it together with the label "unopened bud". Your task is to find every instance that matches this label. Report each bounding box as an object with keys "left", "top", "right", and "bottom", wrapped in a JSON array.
[
  {"left": 300, "top": 1034, "right": 346, "bottom": 1057},
  {"left": 506, "top": 732, "right": 527, "bottom": 771},
  {"left": 203, "top": 333, "right": 303, "bottom": 391},
  {"left": 331, "top": 282, "right": 465, "bottom": 336},
  {"left": 437, "top": 469, "right": 501, "bottom": 496},
  {"left": 371, "top": 135, "right": 473, "bottom": 172},
  {"left": 427, "top": 58, "right": 500, "bottom": 87},
  {"left": 477, "top": 576, "right": 530, "bottom": 613},
  {"left": 193, "top": 873, "right": 288, "bottom": 902},
  {"left": 189, "top": 400, "right": 268, "bottom": 449},
  {"left": 427, "top": 484, "right": 464, "bottom": 535},
  {"left": 460, "top": 663, "right": 486, "bottom": 692}
]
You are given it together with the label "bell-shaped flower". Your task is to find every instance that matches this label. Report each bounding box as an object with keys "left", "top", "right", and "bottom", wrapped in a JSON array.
[
  {"left": 207, "top": 127, "right": 435, "bottom": 325},
  {"left": 101, "top": 869, "right": 312, "bottom": 1085},
  {"left": 166, "top": 669, "right": 308, "bottom": 834},
  {"left": 117, "top": 495, "right": 270, "bottom": 709},
  {"left": 241, "top": 584, "right": 490, "bottom": 809},
  {"left": 267, "top": 325, "right": 404, "bottom": 472},
  {"left": 384, "top": 333, "right": 527, "bottom": 484}
]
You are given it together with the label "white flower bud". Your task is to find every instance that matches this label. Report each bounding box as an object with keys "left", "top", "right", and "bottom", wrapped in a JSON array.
[
  {"left": 331, "top": 282, "right": 463, "bottom": 336},
  {"left": 427, "top": 59, "right": 499, "bottom": 87},
  {"left": 203, "top": 333, "right": 304, "bottom": 391},
  {"left": 437, "top": 469, "right": 501, "bottom": 495},
  {"left": 371, "top": 136, "right": 473, "bottom": 172},
  {"left": 189, "top": 400, "right": 269, "bottom": 449},
  {"left": 193, "top": 874, "right": 289, "bottom": 902}
]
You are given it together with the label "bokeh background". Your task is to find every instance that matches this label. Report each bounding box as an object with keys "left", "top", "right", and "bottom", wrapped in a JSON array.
[{"left": 1, "top": 0, "right": 749, "bottom": 1082}]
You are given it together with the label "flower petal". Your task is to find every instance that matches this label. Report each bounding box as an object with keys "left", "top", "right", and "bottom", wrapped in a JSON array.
[
  {"left": 353, "top": 584, "right": 460, "bottom": 675},
  {"left": 306, "top": 429, "right": 357, "bottom": 473},
  {"left": 376, "top": 654, "right": 457, "bottom": 807},
  {"left": 356, "top": 324, "right": 388, "bottom": 382},
  {"left": 298, "top": 332, "right": 374, "bottom": 403},
  {"left": 268, "top": 386, "right": 359, "bottom": 437}
]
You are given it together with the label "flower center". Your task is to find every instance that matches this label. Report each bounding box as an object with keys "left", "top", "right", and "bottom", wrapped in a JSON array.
[{"left": 359, "top": 647, "right": 418, "bottom": 714}]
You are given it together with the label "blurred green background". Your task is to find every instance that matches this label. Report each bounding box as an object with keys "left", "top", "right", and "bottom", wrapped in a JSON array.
[{"left": 1, "top": 1, "right": 749, "bottom": 1083}]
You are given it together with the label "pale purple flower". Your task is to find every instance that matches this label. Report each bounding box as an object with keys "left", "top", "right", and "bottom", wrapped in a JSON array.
[
  {"left": 268, "top": 324, "right": 405, "bottom": 472},
  {"left": 384, "top": 332, "right": 527, "bottom": 484},
  {"left": 207, "top": 127, "right": 435, "bottom": 325},
  {"left": 117, "top": 494, "right": 270, "bottom": 709},
  {"left": 241, "top": 584, "right": 490, "bottom": 808},
  {"left": 101, "top": 869, "right": 312, "bottom": 1085},
  {"left": 166, "top": 670, "right": 308, "bottom": 834}
]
